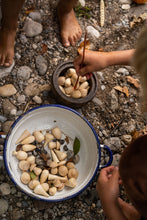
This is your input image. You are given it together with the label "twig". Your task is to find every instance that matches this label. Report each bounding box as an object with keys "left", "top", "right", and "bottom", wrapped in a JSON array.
[
  {"left": 23, "top": 102, "right": 30, "bottom": 113},
  {"left": 74, "top": 31, "right": 87, "bottom": 90}
]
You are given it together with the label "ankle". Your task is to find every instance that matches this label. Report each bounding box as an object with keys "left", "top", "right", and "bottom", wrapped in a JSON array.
[{"left": 1, "top": 18, "right": 18, "bottom": 31}]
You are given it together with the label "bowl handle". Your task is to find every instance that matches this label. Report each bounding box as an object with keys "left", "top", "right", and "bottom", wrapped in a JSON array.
[
  {"left": 99, "top": 144, "right": 113, "bottom": 168},
  {"left": 0, "top": 134, "right": 6, "bottom": 161}
]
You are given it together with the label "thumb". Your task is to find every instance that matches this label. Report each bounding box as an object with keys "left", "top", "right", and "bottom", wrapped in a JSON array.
[{"left": 110, "top": 167, "right": 119, "bottom": 182}]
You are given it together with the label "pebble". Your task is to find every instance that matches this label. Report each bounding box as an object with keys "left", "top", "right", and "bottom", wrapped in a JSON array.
[
  {"left": 29, "top": 11, "right": 42, "bottom": 22},
  {"left": 0, "top": 61, "right": 15, "bottom": 79},
  {"left": 32, "top": 44, "right": 38, "bottom": 49},
  {"left": 104, "top": 137, "right": 121, "bottom": 152},
  {"left": 116, "top": 68, "right": 129, "bottom": 76},
  {"left": 2, "top": 99, "right": 17, "bottom": 115},
  {"left": 122, "top": 4, "right": 130, "bottom": 10},
  {"left": 17, "top": 94, "right": 26, "bottom": 104},
  {"left": 32, "top": 95, "right": 42, "bottom": 104},
  {"left": 86, "top": 26, "right": 100, "bottom": 39},
  {"left": 0, "top": 199, "right": 8, "bottom": 215},
  {"left": 0, "top": 84, "right": 17, "bottom": 97},
  {"left": 121, "top": 134, "right": 132, "bottom": 144},
  {"left": 119, "top": 0, "right": 131, "bottom": 4},
  {"left": 78, "top": 0, "right": 86, "bottom": 7},
  {"left": 17, "top": 66, "right": 32, "bottom": 80},
  {"left": 0, "top": 183, "right": 11, "bottom": 195},
  {"left": 25, "top": 83, "right": 50, "bottom": 96},
  {"left": 20, "top": 34, "right": 28, "bottom": 44},
  {"left": 0, "top": 115, "right": 7, "bottom": 123},
  {"left": 23, "top": 18, "right": 43, "bottom": 37},
  {"left": 2, "top": 121, "right": 14, "bottom": 134},
  {"left": 15, "top": 52, "right": 21, "bottom": 60},
  {"left": 110, "top": 89, "right": 118, "bottom": 111},
  {"left": 101, "top": 85, "right": 106, "bottom": 91},
  {"left": 92, "top": 97, "right": 103, "bottom": 106},
  {"left": 35, "top": 55, "right": 48, "bottom": 75}
]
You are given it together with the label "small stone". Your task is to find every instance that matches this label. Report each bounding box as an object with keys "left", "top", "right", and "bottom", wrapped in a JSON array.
[
  {"left": 0, "top": 199, "right": 8, "bottom": 215},
  {"left": 110, "top": 89, "right": 118, "bottom": 111},
  {"left": 78, "top": 0, "right": 85, "bottom": 7},
  {"left": 119, "top": 0, "right": 131, "bottom": 4},
  {"left": 25, "top": 83, "right": 50, "bottom": 96},
  {"left": 122, "top": 4, "right": 130, "bottom": 10},
  {"left": 20, "top": 34, "right": 28, "bottom": 44},
  {"left": 36, "top": 55, "right": 48, "bottom": 75},
  {"left": 15, "top": 53, "right": 21, "bottom": 60},
  {"left": 0, "top": 61, "right": 15, "bottom": 79},
  {"left": 0, "top": 84, "right": 17, "bottom": 97},
  {"left": 34, "top": 35, "right": 43, "bottom": 43},
  {"left": 104, "top": 137, "right": 121, "bottom": 152},
  {"left": 2, "top": 99, "right": 17, "bottom": 115},
  {"left": 121, "top": 134, "right": 132, "bottom": 145},
  {"left": 23, "top": 18, "right": 43, "bottom": 37},
  {"left": 17, "top": 94, "right": 26, "bottom": 104},
  {"left": 32, "top": 44, "right": 38, "bottom": 49},
  {"left": 101, "top": 85, "right": 106, "bottom": 90},
  {"left": 0, "top": 115, "right": 7, "bottom": 123},
  {"left": 116, "top": 68, "right": 129, "bottom": 76},
  {"left": 2, "top": 121, "right": 14, "bottom": 134},
  {"left": 32, "top": 95, "right": 42, "bottom": 104},
  {"left": 29, "top": 11, "right": 42, "bottom": 22},
  {"left": 92, "top": 97, "right": 103, "bottom": 106},
  {"left": 86, "top": 26, "right": 100, "bottom": 39},
  {"left": 0, "top": 183, "right": 11, "bottom": 195},
  {"left": 17, "top": 66, "right": 32, "bottom": 80}
]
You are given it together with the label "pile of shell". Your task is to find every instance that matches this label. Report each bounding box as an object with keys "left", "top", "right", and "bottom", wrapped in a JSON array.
[
  {"left": 58, "top": 68, "right": 90, "bottom": 98},
  {"left": 12, "top": 127, "right": 79, "bottom": 197}
]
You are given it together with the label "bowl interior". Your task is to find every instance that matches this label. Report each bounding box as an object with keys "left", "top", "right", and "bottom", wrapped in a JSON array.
[{"left": 4, "top": 105, "right": 99, "bottom": 201}]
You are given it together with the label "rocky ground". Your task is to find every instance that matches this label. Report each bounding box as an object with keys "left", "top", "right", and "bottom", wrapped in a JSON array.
[{"left": 0, "top": 0, "right": 147, "bottom": 219}]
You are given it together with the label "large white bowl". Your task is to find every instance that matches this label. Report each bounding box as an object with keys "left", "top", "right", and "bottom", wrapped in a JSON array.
[{"left": 3, "top": 105, "right": 112, "bottom": 202}]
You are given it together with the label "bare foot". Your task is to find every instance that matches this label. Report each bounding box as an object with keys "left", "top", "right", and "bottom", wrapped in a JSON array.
[
  {"left": 0, "top": 28, "right": 16, "bottom": 67},
  {"left": 57, "top": 6, "right": 82, "bottom": 47}
]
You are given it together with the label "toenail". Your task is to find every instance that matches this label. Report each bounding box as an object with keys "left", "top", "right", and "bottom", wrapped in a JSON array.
[{"left": 64, "top": 42, "right": 70, "bottom": 47}]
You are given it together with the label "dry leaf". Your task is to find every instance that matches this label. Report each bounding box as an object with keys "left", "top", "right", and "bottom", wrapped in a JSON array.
[
  {"left": 42, "top": 43, "right": 48, "bottom": 53},
  {"left": 126, "top": 76, "right": 140, "bottom": 89},
  {"left": 78, "top": 40, "right": 90, "bottom": 53},
  {"left": 114, "top": 85, "right": 129, "bottom": 97},
  {"left": 131, "top": 129, "right": 140, "bottom": 141},
  {"left": 25, "top": 7, "right": 35, "bottom": 14}
]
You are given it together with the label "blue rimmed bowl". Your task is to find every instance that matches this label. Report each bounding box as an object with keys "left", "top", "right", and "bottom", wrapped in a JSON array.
[{"left": 1, "top": 104, "right": 113, "bottom": 202}]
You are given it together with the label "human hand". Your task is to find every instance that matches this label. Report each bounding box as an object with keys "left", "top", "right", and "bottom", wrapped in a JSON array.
[
  {"left": 96, "top": 166, "right": 120, "bottom": 205},
  {"left": 74, "top": 50, "right": 109, "bottom": 76}
]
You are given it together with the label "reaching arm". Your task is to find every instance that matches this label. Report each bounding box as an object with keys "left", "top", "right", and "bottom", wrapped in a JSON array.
[{"left": 74, "top": 49, "right": 135, "bottom": 76}]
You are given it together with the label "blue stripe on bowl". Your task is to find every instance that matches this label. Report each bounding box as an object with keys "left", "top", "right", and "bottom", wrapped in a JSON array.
[{"left": 3, "top": 104, "right": 101, "bottom": 202}]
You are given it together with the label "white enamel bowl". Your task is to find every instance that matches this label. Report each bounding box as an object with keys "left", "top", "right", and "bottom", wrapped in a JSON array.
[{"left": 3, "top": 105, "right": 113, "bottom": 202}]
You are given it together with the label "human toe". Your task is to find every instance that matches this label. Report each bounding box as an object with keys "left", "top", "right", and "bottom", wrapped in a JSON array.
[
  {"left": 0, "top": 56, "right": 5, "bottom": 66},
  {"left": 4, "top": 55, "right": 12, "bottom": 67}
]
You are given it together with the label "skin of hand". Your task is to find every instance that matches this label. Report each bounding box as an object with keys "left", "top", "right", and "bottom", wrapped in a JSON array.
[
  {"left": 74, "top": 50, "right": 109, "bottom": 76},
  {"left": 74, "top": 49, "right": 135, "bottom": 76},
  {"left": 118, "top": 198, "right": 141, "bottom": 220},
  {"left": 96, "top": 166, "right": 127, "bottom": 220}
]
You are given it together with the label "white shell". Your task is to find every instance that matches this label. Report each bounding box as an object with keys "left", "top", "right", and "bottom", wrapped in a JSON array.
[
  {"left": 40, "top": 169, "right": 49, "bottom": 183},
  {"left": 12, "top": 150, "right": 28, "bottom": 160},
  {"left": 21, "top": 172, "right": 31, "bottom": 184},
  {"left": 22, "top": 144, "right": 36, "bottom": 152},
  {"left": 58, "top": 76, "right": 66, "bottom": 86},
  {"left": 19, "top": 160, "right": 30, "bottom": 171},
  {"left": 71, "top": 90, "right": 81, "bottom": 99},
  {"left": 21, "top": 136, "right": 35, "bottom": 144},
  {"left": 28, "top": 180, "right": 40, "bottom": 189},
  {"left": 41, "top": 183, "right": 49, "bottom": 192},
  {"left": 65, "top": 178, "right": 77, "bottom": 188},
  {"left": 51, "top": 127, "right": 61, "bottom": 140},
  {"left": 33, "top": 131, "right": 44, "bottom": 143},
  {"left": 16, "top": 129, "right": 31, "bottom": 144},
  {"left": 49, "top": 187, "right": 57, "bottom": 196},
  {"left": 34, "top": 184, "right": 49, "bottom": 197},
  {"left": 27, "top": 155, "right": 35, "bottom": 164},
  {"left": 65, "top": 78, "right": 71, "bottom": 87},
  {"left": 48, "top": 142, "right": 56, "bottom": 150},
  {"left": 54, "top": 149, "right": 67, "bottom": 161}
]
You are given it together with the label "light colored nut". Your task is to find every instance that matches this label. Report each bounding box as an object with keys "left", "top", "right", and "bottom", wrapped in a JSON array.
[
  {"left": 49, "top": 187, "right": 57, "bottom": 196},
  {"left": 79, "top": 81, "right": 89, "bottom": 90},
  {"left": 66, "top": 162, "right": 75, "bottom": 169},
  {"left": 59, "top": 86, "right": 65, "bottom": 94},
  {"left": 58, "top": 76, "right": 66, "bottom": 86},
  {"left": 21, "top": 172, "right": 30, "bottom": 184},
  {"left": 51, "top": 167, "right": 58, "bottom": 175},
  {"left": 65, "top": 78, "right": 71, "bottom": 87},
  {"left": 68, "top": 168, "right": 79, "bottom": 179},
  {"left": 71, "top": 90, "right": 81, "bottom": 99},
  {"left": 64, "top": 86, "right": 74, "bottom": 95},
  {"left": 58, "top": 165, "right": 68, "bottom": 177},
  {"left": 19, "top": 160, "right": 30, "bottom": 171}
]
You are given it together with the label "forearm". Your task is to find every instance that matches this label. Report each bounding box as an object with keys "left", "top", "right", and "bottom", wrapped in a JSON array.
[
  {"left": 101, "top": 200, "right": 127, "bottom": 220},
  {"left": 106, "top": 49, "right": 135, "bottom": 67}
]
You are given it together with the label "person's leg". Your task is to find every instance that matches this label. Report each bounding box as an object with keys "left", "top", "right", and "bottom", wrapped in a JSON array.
[
  {"left": 0, "top": 0, "right": 25, "bottom": 67},
  {"left": 57, "top": 0, "right": 82, "bottom": 47}
]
